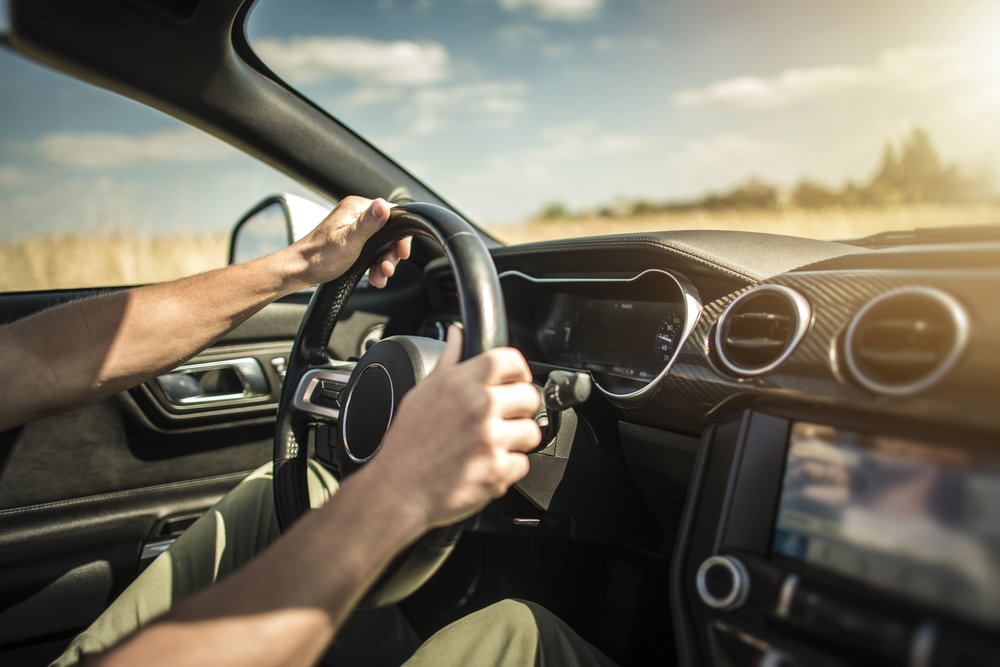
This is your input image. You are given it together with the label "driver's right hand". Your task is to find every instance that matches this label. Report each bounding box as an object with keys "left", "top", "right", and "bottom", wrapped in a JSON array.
[{"left": 359, "top": 325, "right": 542, "bottom": 531}]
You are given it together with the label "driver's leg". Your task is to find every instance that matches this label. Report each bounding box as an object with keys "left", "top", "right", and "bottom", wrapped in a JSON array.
[
  {"left": 403, "top": 599, "right": 617, "bottom": 667},
  {"left": 50, "top": 460, "right": 342, "bottom": 667}
]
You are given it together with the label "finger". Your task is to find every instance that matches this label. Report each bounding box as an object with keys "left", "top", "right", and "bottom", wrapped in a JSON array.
[
  {"left": 353, "top": 198, "right": 390, "bottom": 239},
  {"left": 495, "top": 418, "right": 543, "bottom": 454},
  {"left": 375, "top": 238, "right": 409, "bottom": 276},
  {"left": 379, "top": 248, "right": 401, "bottom": 279},
  {"left": 494, "top": 451, "right": 531, "bottom": 495},
  {"left": 333, "top": 195, "right": 373, "bottom": 217},
  {"left": 431, "top": 325, "right": 463, "bottom": 374},
  {"left": 467, "top": 347, "right": 532, "bottom": 386},
  {"left": 368, "top": 246, "right": 401, "bottom": 289},
  {"left": 488, "top": 383, "right": 540, "bottom": 419},
  {"left": 368, "top": 268, "right": 387, "bottom": 289},
  {"left": 395, "top": 236, "right": 412, "bottom": 261}
]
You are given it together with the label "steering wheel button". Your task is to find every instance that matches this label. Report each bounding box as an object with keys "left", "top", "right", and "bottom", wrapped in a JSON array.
[{"left": 310, "top": 383, "right": 342, "bottom": 408}]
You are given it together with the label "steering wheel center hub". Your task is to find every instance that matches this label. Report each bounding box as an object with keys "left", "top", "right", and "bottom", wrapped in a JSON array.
[{"left": 341, "top": 363, "right": 394, "bottom": 463}]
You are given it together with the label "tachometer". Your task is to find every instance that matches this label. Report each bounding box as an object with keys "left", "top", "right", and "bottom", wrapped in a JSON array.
[{"left": 655, "top": 307, "right": 685, "bottom": 365}]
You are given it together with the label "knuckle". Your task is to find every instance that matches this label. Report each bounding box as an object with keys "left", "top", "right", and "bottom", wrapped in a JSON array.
[
  {"left": 476, "top": 420, "right": 495, "bottom": 448},
  {"left": 441, "top": 372, "right": 464, "bottom": 394},
  {"left": 472, "top": 388, "right": 491, "bottom": 417},
  {"left": 522, "top": 383, "right": 541, "bottom": 409},
  {"left": 483, "top": 390, "right": 498, "bottom": 415},
  {"left": 481, "top": 351, "right": 501, "bottom": 375}
]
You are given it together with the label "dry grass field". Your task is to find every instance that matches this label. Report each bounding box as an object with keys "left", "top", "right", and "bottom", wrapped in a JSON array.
[
  {"left": 0, "top": 233, "right": 229, "bottom": 292},
  {"left": 2, "top": 204, "right": 998, "bottom": 292},
  {"left": 484, "top": 204, "right": 1000, "bottom": 246}
]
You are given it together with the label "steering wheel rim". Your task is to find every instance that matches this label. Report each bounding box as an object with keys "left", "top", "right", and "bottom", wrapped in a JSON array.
[{"left": 273, "top": 202, "right": 506, "bottom": 608}]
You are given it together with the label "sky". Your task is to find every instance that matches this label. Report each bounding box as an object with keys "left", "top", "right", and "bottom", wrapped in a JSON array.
[{"left": 3, "top": 0, "right": 1000, "bottom": 239}]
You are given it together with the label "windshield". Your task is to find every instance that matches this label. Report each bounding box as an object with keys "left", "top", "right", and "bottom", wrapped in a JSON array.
[{"left": 247, "top": 0, "right": 1000, "bottom": 244}]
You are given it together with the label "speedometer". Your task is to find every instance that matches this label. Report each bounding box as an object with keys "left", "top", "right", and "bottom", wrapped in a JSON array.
[{"left": 655, "top": 306, "right": 686, "bottom": 365}]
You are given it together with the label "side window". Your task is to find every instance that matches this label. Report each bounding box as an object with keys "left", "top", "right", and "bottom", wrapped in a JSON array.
[{"left": 0, "top": 47, "right": 328, "bottom": 292}]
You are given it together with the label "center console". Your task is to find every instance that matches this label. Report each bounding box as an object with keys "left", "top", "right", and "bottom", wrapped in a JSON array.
[{"left": 676, "top": 408, "right": 1000, "bottom": 667}]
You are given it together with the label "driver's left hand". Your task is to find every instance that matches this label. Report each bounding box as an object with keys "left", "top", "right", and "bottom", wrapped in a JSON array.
[{"left": 288, "top": 196, "right": 411, "bottom": 289}]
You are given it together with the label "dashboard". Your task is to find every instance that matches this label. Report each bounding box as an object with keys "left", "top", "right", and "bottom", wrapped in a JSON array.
[{"left": 420, "top": 232, "right": 1000, "bottom": 666}]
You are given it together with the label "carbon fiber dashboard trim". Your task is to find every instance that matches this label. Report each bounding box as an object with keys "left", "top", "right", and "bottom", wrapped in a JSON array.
[{"left": 625, "top": 269, "right": 1000, "bottom": 436}]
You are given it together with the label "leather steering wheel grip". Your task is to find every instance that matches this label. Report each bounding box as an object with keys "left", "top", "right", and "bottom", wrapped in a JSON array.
[{"left": 272, "top": 203, "right": 507, "bottom": 603}]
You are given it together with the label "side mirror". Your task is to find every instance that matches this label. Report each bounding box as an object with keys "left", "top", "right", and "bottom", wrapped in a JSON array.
[{"left": 229, "top": 194, "right": 330, "bottom": 264}]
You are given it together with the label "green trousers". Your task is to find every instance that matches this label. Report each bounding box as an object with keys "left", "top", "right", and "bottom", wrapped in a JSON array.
[{"left": 53, "top": 462, "right": 615, "bottom": 667}]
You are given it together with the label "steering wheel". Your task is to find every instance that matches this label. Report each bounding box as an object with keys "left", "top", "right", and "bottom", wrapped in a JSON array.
[{"left": 273, "top": 202, "right": 506, "bottom": 609}]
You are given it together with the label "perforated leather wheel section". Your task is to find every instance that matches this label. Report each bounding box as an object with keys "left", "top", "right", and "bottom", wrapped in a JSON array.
[{"left": 273, "top": 202, "right": 507, "bottom": 609}]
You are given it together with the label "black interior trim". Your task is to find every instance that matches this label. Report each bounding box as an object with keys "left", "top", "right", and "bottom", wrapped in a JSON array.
[{"left": 0, "top": 470, "right": 250, "bottom": 566}]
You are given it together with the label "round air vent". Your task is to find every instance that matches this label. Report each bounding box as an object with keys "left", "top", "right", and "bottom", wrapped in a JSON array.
[
  {"left": 845, "top": 287, "right": 969, "bottom": 396},
  {"left": 715, "top": 285, "right": 811, "bottom": 376}
]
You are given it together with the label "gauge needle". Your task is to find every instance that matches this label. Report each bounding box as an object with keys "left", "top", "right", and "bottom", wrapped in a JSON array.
[{"left": 658, "top": 334, "right": 673, "bottom": 341}]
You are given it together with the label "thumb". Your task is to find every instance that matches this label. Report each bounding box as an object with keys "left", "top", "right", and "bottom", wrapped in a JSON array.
[
  {"left": 352, "top": 198, "right": 390, "bottom": 240},
  {"left": 431, "top": 324, "right": 463, "bottom": 375}
]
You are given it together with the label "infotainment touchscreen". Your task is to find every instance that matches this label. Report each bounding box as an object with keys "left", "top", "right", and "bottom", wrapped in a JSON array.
[{"left": 772, "top": 422, "right": 1000, "bottom": 627}]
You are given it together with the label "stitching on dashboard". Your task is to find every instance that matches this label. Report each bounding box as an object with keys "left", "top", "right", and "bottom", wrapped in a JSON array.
[
  {"left": 503, "top": 237, "right": 757, "bottom": 282},
  {"left": 0, "top": 470, "right": 253, "bottom": 517}
]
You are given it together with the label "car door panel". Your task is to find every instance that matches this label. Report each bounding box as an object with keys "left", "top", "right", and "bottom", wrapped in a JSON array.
[
  {"left": 0, "top": 277, "right": 427, "bottom": 658},
  {"left": 0, "top": 470, "right": 248, "bottom": 651}
]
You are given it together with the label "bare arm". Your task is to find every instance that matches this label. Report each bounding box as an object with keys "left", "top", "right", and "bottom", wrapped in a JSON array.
[
  {"left": 0, "top": 197, "right": 410, "bottom": 432},
  {"left": 92, "top": 328, "right": 542, "bottom": 667}
]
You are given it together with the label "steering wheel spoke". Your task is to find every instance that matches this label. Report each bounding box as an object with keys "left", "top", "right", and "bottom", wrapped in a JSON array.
[{"left": 290, "top": 365, "right": 356, "bottom": 422}]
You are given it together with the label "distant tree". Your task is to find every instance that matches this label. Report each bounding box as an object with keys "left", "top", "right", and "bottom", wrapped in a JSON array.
[
  {"left": 701, "top": 178, "right": 778, "bottom": 210},
  {"left": 575, "top": 126, "right": 991, "bottom": 218},
  {"left": 538, "top": 202, "right": 571, "bottom": 220},
  {"left": 869, "top": 127, "right": 986, "bottom": 204},
  {"left": 792, "top": 180, "right": 840, "bottom": 209},
  {"left": 630, "top": 199, "right": 662, "bottom": 216}
]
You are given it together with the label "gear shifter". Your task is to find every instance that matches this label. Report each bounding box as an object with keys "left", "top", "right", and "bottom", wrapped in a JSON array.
[{"left": 531, "top": 370, "right": 592, "bottom": 454}]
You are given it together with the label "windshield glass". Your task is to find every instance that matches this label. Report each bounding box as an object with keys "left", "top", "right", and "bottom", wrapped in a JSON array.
[{"left": 247, "top": 0, "right": 1000, "bottom": 244}]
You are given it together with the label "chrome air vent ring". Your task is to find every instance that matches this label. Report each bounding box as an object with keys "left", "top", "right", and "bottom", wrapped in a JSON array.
[
  {"left": 714, "top": 285, "right": 811, "bottom": 376},
  {"left": 845, "top": 286, "right": 969, "bottom": 396}
]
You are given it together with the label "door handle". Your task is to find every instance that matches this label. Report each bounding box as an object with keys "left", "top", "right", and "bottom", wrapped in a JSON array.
[{"left": 156, "top": 358, "right": 270, "bottom": 405}]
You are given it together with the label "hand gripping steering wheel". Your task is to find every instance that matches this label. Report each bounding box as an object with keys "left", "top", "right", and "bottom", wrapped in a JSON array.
[{"left": 273, "top": 202, "right": 506, "bottom": 609}]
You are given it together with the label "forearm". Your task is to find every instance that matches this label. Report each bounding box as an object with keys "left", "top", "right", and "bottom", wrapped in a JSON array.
[
  {"left": 93, "top": 466, "right": 428, "bottom": 667},
  {"left": 0, "top": 246, "right": 308, "bottom": 431}
]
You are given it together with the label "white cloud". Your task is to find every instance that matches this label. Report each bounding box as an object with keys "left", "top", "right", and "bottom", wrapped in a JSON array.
[
  {"left": 499, "top": 0, "right": 601, "bottom": 22},
  {"left": 337, "top": 86, "right": 406, "bottom": 109},
  {"left": 664, "top": 134, "right": 789, "bottom": 168},
  {"left": 253, "top": 36, "right": 450, "bottom": 85},
  {"left": 673, "top": 46, "right": 967, "bottom": 109},
  {"left": 440, "top": 122, "right": 655, "bottom": 222},
  {"left": 454, "top": 123, "right": 649, "bottom": 190},
  {"left": 496, "top": 23, "right": 571, "bottom": 58},
  {"left": 593, "top": 36, "right": 615, "bottom": 51},
  {"left": 409, "top": 81, "right": 528, "bottom": 134},
  {"left": 592, "top": 36, "right": 657, "bottom": 52},
  {"left": 497, "top": 23, "right": 547, "bottom": 52},
  {"left": 0, "top": 166, "right": 28, "bottom": 188},
  {"left": 529, "top": 122, "right": 646, "bottom": 161},
  {"left": 35, "top": 127, "right": 237, "bottom": 169}
]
